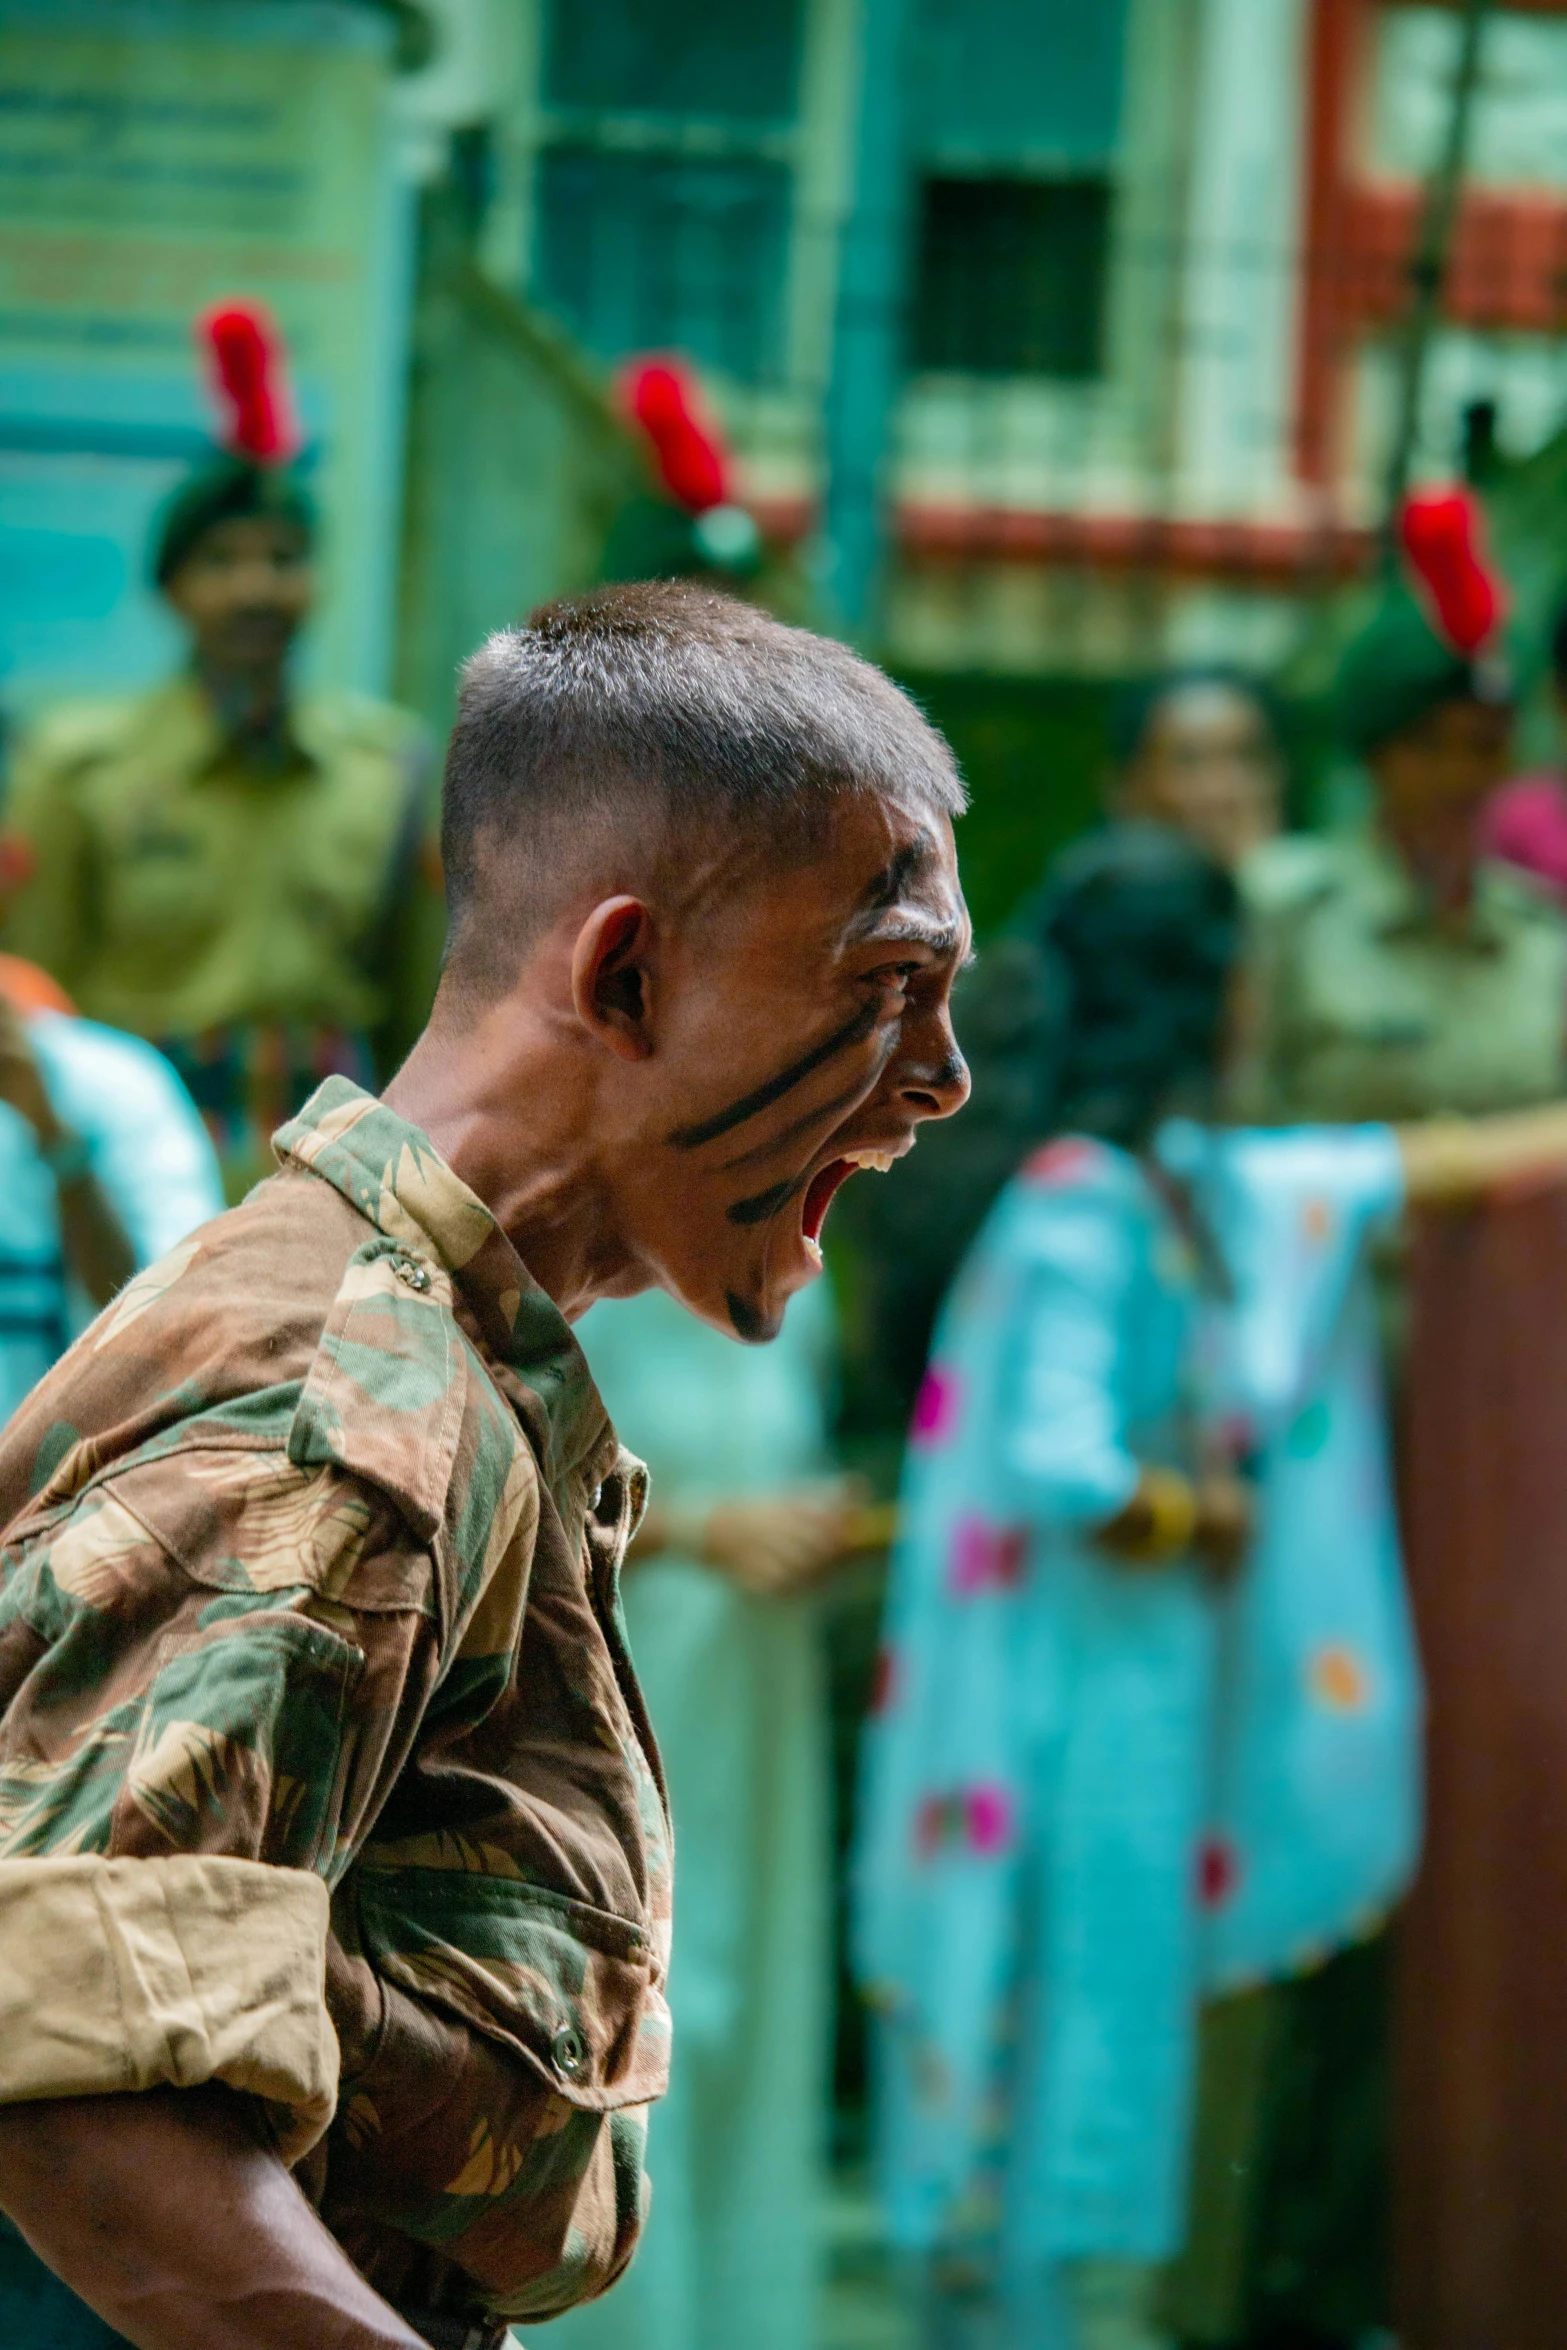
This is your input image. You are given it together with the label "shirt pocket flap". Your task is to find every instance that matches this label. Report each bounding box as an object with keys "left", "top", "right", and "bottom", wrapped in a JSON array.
[{"left": 353, "top": 1861, "right": 671, "bottom": 2114}]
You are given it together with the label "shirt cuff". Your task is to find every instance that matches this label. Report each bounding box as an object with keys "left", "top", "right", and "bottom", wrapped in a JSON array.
[{"left": 0, "top": 1854, "right": 339, "bottom": 2162}]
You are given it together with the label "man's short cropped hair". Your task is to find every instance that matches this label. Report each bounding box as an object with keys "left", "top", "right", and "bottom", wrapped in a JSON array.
[{"left": 440, "top": 580, "right": 964, "bottom": 973}]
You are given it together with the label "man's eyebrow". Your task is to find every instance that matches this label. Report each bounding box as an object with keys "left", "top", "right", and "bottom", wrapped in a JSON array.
[{"left": 849, "top": 914, "right": 967, "bottom": 957}]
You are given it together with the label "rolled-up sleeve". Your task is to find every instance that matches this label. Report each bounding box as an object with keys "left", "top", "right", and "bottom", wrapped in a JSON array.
[
  {"left": 0, "top": 1853, "right": 336, "bottom": 2160},
  {"left": 0, "top": 1449, "right": 439, "bottom": 2159}
]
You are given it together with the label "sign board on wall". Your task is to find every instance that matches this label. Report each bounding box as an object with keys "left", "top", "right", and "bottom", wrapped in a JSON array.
[{"left": 0, "top": 0, "right": 410, "bottom": 711}]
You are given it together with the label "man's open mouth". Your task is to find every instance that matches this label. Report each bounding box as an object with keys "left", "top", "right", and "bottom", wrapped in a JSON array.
[{"left": 800, "top": 1148, "right": 899, "bottom": 1260}]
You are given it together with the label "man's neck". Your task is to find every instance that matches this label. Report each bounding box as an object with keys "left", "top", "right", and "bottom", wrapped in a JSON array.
[
  {"left": 195, "top": 660, "right": 292, "bottom": 760},
  {"left": 384, "top": 1012, "right": 636, "bottom": 1321},
  {"left": 1380, "top": 812, "right": 1477, "bottom": 926}
]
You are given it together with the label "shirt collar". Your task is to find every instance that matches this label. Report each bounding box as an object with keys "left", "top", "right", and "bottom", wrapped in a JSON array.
[
  {"left": 141, "top": 673, "right": 320, "bottom": 780},
  {"left": 273, "top": 1077, "right": 607, "bottom": 1491},
  {"left": 1354, "top": 827, "right": 1509, "bottom": 953}
]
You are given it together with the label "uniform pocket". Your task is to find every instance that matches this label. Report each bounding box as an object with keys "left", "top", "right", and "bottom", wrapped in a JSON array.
[{"left": 352, "top": 1860, "right": 671, "bottom": 2112}]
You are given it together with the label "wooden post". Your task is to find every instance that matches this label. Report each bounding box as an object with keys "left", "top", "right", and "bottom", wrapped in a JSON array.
[{"left": 1398, "top": 1186, "right": 1567, "bottom": 2348}]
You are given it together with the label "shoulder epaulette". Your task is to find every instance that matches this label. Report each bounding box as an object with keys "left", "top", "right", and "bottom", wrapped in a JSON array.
[{"left": 14, "top": 697, "right": 146, "bottom": 775}]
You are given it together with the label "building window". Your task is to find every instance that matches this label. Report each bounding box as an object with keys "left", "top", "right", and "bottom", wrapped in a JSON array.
[
  {"left": 543, "top": 0, "right": 803, "bottom": 126},
  {"left": 912, "top": 175, "right": 1112, "bottom": 379},
  {"left": 535, "top": 147, "right": 792, "bottom": 386},
  {"left": 911, "top": 0, "right": 1128, "bottom": 172}
]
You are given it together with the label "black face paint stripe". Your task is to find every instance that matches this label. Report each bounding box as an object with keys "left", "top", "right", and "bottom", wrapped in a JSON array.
[
  {"left": 726, "top": 1289, "right": 773, "bottom": 1342},
  {"left": 727, "top": 1173, "right": 807, "bottom": 1228},
  {"left": 667, "top": 999, "right": 881, "bottom": 1150},
  {"left": 719, "top": 1072, "right": 877, "bottom": 1174}
]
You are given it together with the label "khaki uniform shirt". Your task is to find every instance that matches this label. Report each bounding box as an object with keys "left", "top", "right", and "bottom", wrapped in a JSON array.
[
  {"left": 1235, "top": 831, "right": 1567, "bottom": 1125},
  {"left": 1, "top": 677, "right": 444, "bottom": 1192},
  {"left": 0, "top": 1080, "right": 671, "bottom": 2334}
]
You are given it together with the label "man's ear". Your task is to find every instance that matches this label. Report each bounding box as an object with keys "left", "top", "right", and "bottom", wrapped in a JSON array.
[{"left": 571, "top": 897, "right": 656, "bottom": 1061}]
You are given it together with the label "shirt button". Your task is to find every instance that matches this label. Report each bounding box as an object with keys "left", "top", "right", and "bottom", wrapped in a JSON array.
[
  {"left": 388, "top": 1251, "right": 432, "bottom": 1293},
  {"left": 551, "top": 2023, "right": 588, "bottom": 2077}
]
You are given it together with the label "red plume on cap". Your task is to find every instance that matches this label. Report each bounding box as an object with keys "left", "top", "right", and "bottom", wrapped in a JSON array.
[
  {"left": 199, "top": 301, "right": 296, "bottom": 464},
  {"left": 1398, "top": 486, "right": 1506, "bottom": 657},
  {"left": 621, "top": 358, "right": 730, "bottom": 513}
]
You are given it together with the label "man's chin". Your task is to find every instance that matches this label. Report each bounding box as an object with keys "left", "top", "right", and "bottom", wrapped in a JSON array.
[
  {"left": 656, "top": 1272, "right": 801, "bottom": 1346},
  {"left": 651, "top": 1238, "right": 823, "bottom": 1344}
]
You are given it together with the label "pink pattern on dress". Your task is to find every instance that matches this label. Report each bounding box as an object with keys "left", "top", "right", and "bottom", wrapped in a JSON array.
[
  {"left": 1197, "top": 1834, "right": 1241, "bottom": 1908},
  {"left": 1021, "top": 1137, "right": 1101, "bottom": 1186},
  {"left": 965, "top": 1782, "right": 1015, "bottom": 1856},
  {"left": 910, "top": 1364, "right": 960, "bottom": 1449},
  {"left": 912, "top": 1783, "right": 1016, "bottom": 1860},
  {"left": 948, "top": 1516, "right": 1029, "bottom": 1596},
  {"left": 914, "top": 1792, "right": 950, "bottom": 1860}
]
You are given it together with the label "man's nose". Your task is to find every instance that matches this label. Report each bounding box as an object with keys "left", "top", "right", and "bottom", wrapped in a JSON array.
[
  {"left": 896, "top": 1033, "right": 971, "bottom": 1125},
  {"left": 235, "top": 566, "right": 292, "bottom": 601}
]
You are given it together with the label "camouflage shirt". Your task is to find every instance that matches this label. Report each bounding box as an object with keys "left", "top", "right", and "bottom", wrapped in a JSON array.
[{"left": 0, "top": 1079, "right": 671, "bottom": 2332}]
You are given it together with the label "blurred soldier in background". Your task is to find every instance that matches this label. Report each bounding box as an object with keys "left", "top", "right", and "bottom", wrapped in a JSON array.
[
  {"left": 553, "top": 1282, "right": 864, "bottom": 2350},
  {"left": 0, "top": 307, "right": 442, "bottom": 1200},
  {"left": 1201, "top": 490, "right": 1567, "bottom": 2349},
  {"left": 1237, "top": 490, "right": 1567, "bottom": 1125}
]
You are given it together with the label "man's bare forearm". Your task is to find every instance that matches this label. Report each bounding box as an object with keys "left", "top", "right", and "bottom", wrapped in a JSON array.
[
  {"left": 56, "top": 1165, "right": 136, "bottom": 1305},
  {"left": 0, "top": 2085, "right": 425, "bottom": 2350},
  {"left": 1398, "top": 1101, "right": 1567, "bottom": 1206}
]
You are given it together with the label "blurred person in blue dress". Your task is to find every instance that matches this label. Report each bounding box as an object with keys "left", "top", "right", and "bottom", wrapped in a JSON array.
[
  {"left": 854, "top": 825, "right": 1567, "bottom": 2350},
  {"left": 0, "top": 940, "right": 222, "bottom": 1427},
  {"left": 550, "top": 1277, "right": 866, "bottom": 2350}
]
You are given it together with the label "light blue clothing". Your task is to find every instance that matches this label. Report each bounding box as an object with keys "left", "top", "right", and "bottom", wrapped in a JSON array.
[
  {"left": 854, "top": 1123, "right": 1422, "bottom": 2278},
  {"left": 0, "top": 1012, "right": 223, "bottom": 1421},
  {"left": 550, "top": 1281, "right": 837, "bottom": 2350},
  {"left": 856, "top": 1137, "right": 1213, "bottom": 2270},
  {"left": 1164, "top": 1120, "right": 1421, "bottom": 1989}
]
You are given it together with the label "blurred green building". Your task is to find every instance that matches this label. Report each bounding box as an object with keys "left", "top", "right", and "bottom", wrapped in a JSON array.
[{"left": 7, "top": 1, "right": 1567, "bottom": 930}]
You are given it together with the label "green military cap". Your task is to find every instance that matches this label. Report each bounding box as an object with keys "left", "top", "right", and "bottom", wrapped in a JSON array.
[
  {"left": 153, "top": 454, "right": 314, "bottom": 587},
  {"left": 1336, "top": 489, "right": 1513, "bottom": 756},
  {"left": 1334, "top": 585, "right": 1486, "bottom": 758},
  {"left": 605, "top": 359, "right": 762, "bottom": 586},
  {"left": 153, "top": 301, "right": 314, "bottom": 585}
]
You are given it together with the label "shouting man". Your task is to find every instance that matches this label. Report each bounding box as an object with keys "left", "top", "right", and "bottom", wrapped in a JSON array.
[{"left": 0, "top": 583, "right": 969, "bottom": 2350}]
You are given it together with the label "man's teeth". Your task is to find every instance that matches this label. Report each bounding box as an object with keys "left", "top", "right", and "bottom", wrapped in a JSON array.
[
  {"left": 841, "top": 1149, "right": 897, "bottom": 1173},
  {"left": 803, "top": 1235, "right": 824, "bottom": 1267}
]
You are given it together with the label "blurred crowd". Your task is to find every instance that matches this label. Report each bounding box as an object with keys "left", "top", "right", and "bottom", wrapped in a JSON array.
[{"left": 4, "top": 315, "right": 1567, "bottom": 2350}]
